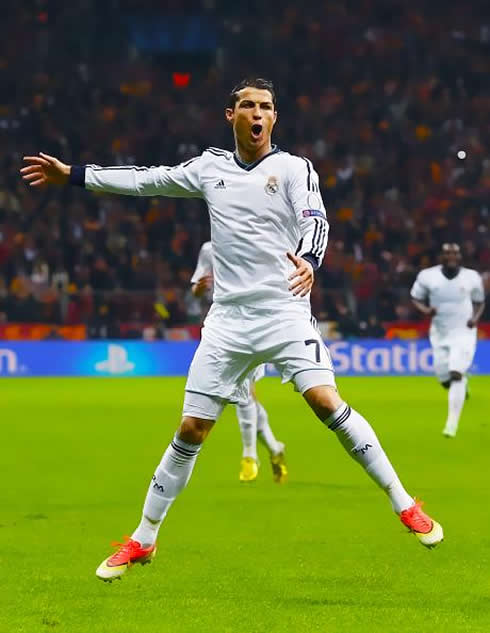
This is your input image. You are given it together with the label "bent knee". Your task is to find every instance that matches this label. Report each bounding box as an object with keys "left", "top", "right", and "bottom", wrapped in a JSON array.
[
  {"left": 178, "top": 416, "right": 214, "bottom": 444},
  {"left": 303, "top": 385, "right": 343, "bottom": 421}
]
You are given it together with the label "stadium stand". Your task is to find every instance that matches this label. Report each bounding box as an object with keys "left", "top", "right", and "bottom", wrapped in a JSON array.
[{"left": 0, "top": 0, "right": 488, "bottom": 338}]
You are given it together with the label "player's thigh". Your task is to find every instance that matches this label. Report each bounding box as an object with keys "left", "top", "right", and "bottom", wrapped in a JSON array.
[
  {"left": 448, "top": 336, "right": 476, "bottom": 375},
  {"left": 250, "top": 364, "right": 265, "bottom": 386},
  {"left": 182, "top": 391, "right": 227, "bottom": 423},
  {"left": 269, "top": 320, "right": 336, "bottom": 394},
  {"left": 185, "top": 314, "right": 258, "bottom": 406},
  {"left": 432, "top": 344, "right": 450, "bottom": 382}
]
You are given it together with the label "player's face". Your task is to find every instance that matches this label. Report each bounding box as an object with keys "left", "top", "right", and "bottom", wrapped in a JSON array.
[
  {"left": 441, "top": 246, "right": 462, "bottom": 269},
  {"left": 225, "top": 87, "right": 277, "bottom": 154}
]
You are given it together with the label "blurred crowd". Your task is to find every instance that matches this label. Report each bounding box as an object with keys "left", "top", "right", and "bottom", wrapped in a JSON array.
[{"left": 0, "top": 0, "right": 489, "bottom": 338}]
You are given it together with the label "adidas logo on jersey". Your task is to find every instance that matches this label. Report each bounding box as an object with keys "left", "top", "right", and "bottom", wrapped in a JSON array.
[{"left": 214, "top": 179, "right": 226, "bottom": 189}]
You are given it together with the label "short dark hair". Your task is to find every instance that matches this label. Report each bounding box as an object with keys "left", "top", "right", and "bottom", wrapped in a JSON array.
[
  {"left": 441, "top": 243, "right": 461, "bottom": 252},
  {"left": 228, "top": 78, "right": 276, "bottom": 109}
]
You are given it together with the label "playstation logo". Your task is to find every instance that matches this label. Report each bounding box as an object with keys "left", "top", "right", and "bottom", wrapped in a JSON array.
[{"left": 95, "top": 344, "right": 135, "bottom": 374}]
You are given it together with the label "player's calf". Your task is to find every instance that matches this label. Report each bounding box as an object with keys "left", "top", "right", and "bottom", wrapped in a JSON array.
[
  {"left": 443, "top": 373, "right": 467, "bottom": 438},
  {"left": 303, "top": 384, "right": 343, "bottom": 420},
  {"left": 303, "top": 385, "right": 444, "bottom": 548},
  {"left": 96, "top": 414, "right": 216, "bottom": 580}
]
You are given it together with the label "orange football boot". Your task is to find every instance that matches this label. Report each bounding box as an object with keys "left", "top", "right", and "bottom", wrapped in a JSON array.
[
  {"left": 96, "top": 536, "right": 156, "bottom": 581},
  {"left": 400, "top": 501, "right": 443, "bottom": 549}
]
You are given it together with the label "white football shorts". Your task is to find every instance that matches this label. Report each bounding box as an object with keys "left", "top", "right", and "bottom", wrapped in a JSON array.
[
  {"left": 251, "top": 363, "right": 266, "bottom": 383},
  {"left": 431, "top": 329, "right": 477, "bottom": 382},
  {"left": 183, "top": 303, "right": 335, "bottom": 420}
]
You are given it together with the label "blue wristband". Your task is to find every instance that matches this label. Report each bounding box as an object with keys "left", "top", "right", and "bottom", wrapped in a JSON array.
[
  {"left": 302, "top": 253, "right": 319, "bottom": 271},
  {"left": 69, "top": 165, "right": 86, "bottom": 187}
]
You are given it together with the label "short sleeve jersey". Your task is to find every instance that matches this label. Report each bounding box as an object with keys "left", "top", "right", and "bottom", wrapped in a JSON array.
[
  {"left": 411, "top": 265, "right": 485, "bottom": 337},
  {"left": 191, "top": 240, "right": 213, "bottom": 305}
]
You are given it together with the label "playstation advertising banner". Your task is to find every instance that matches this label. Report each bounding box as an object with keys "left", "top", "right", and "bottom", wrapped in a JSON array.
[{"left": 0, "top": 340, "right": 489, "bottom": 377}]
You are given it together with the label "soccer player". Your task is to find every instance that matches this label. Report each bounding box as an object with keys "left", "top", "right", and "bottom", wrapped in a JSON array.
[
  {"left": 191, "top": 240, "right": 288, "bottom": 483},
  {"left": 411, "top": 243, "right": 485, "bottom": 437},
  {"left": 21, "top": 78, "right": 444, "bottom": 582}
]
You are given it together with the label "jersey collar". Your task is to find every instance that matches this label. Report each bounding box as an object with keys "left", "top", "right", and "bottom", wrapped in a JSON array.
[
  {"left": 440, "top": 265, "right": 461, "bottom": 280},
  {"left": 233, "top": 145, "right": 281, "bottom": 171}
]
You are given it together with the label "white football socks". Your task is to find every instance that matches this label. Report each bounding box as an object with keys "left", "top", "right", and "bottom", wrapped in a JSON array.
[
  {"left": 327, "top": 403, "right": 414, "bottom": 514},
  {"left": 444, "top": 377, "right": 467, "bottom": 436},
  {"left": 236, "top": 399, "right": 258, "bottom": 459},
  {"left": 131, "top": 434, "right": 201, "bottom": 546},
  {"left": 256, "top": 401, "right": 282, "bottom": 455}
]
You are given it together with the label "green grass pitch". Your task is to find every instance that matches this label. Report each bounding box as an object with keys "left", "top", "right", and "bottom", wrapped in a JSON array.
[{"left": 1, "top": 376, "right": 490, "bottom": 633}]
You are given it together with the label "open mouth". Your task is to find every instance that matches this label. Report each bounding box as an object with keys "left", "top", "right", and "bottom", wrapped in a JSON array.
[{"left": 251, "top": 124, "right": 263, "bottom": 139}]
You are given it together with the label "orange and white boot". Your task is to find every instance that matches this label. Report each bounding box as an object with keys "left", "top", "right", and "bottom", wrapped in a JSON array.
[
  {"left": 96, "top": 536, "right": 156, "bottom": 582},
  {"left": 400, "top": 501, "right": 443, "bottom": 549}
]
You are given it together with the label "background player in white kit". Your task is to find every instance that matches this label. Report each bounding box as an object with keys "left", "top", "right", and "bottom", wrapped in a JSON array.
[
  {"left": 191, "top": 240, "right": 287, "bottom": 483},
  {"left": 21, "top": 78, "right": 444, "bottom": 582},
  {"left": 411, "top": 243, "right": 485, "bottom": 437}
]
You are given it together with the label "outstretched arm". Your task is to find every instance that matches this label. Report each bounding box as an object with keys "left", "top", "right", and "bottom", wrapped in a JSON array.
[
  {"left": 21, "top": 153, "right": 70, "bottom": 187},
  {"left": 21, "top": 153, "right": 204, "bottom": 198},
  {"left": 411, "top": 298, "right": 436, "bottom": 317}
]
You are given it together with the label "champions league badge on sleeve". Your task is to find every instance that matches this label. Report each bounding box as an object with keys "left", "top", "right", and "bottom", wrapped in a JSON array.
[
  {"left": 302, "top": 193, "right": 325, "bottom": 217},
  {"left": 265, "top": 176, "right": 279, "bottom": 195},
  {"left": 302, "top": 209, "right": 325, "bottom": 218}
]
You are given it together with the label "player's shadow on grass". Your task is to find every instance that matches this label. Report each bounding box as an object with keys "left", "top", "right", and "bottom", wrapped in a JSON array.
[{"left": 288, "top": 481, "right": 361, "bottom": 491}]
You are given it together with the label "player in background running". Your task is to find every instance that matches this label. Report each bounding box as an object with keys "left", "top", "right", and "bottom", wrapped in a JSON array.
[
  {"left": 191, "top": 240, "right": 287, "bottom": 483},
  {"left": 411, "top": 243, "right": 485, "bottom": 437}
]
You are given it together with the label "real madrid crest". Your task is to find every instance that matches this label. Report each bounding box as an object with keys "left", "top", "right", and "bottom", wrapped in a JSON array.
[{"left": 265, "top": 176, "right": 279, "bottom": 195}]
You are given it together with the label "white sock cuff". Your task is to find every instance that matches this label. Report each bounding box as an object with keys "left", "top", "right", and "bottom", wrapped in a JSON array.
[{"left": 325, "top": 402, "right": 351, "bottom": 430}]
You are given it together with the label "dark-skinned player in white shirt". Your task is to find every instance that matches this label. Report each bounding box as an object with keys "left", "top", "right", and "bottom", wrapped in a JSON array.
[{"left": 411, "top": 243, "right": 485, "bottom": 437}]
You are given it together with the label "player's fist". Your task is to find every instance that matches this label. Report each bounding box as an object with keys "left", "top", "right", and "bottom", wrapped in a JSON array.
[
  {"left": 287, "top": 252, "right": 314, "bottom": 297},
  {"left": 192, "top": 274, "right": 213, "bottom": 298},
  {"left": 20, "top": 153, "right": 70, "bottom": 187},
  {"left": 467, "top": 318, "right": 477, "bottom": 328},
  {"left": 428, "top": 307, "right": 437, "bottom": 317}
]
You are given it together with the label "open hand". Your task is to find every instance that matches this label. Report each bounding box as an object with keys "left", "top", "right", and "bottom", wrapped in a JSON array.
[
  {"left": 287, "top": 252, "right": 314, "bottom": 297},
  {"left": 20, "top": 153, "right": 70, "bottom": 187}
]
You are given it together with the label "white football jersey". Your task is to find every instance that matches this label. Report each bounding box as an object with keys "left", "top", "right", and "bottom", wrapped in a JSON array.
[
  {"left": 190, "top": 240, "right": 213, "bottom": 304},
  {"left": 191, "top": 241, "right": 213, "bottom": 285},
  {"left": 78, "top": 146, "right": 328, "bottom": 309},
  {"left": 411, "top": 265, "right": 485, "bottom": 338}
]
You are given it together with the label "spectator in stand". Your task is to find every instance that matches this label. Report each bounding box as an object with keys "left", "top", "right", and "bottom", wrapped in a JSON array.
[
  {"left": 359, "top": 315, "right": 387, "bottom": 339},
  {"left": 6, "top": 277, "right": 41, "bottom": 323},
  {"left": 336, "top": 304, "right": 361, "bottom": 339}
]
